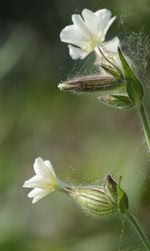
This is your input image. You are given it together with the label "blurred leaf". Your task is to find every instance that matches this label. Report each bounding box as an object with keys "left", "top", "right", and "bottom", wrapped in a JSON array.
[{"left": 0, "top": 28, "right": 33, "bottom": 80}]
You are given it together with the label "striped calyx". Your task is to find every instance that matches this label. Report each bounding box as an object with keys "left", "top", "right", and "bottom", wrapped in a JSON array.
[
  {"left": 58, "top": 75, "right": 119, "bottom": 92},
  {"left": 64, "top": 182, "right": 117, "bottom": 217}
]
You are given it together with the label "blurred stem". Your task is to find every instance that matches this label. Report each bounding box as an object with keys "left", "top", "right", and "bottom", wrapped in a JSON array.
[
  {"left": 125, "top": 211, "right": 150, "bottom": 251},
  {"left": 137, "top": 103, "right": 150, "bottom": 152}
]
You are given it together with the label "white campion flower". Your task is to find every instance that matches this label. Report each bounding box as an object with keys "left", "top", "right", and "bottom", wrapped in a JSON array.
[
  {"left": 60, "top": 8, "right": 119, "bottom": 60},
  {"left": 23, "top": 157, "right": 58, "bottom": 203},
  {"left": 23, "top": 158, "right": 128, "bottom": 217}
]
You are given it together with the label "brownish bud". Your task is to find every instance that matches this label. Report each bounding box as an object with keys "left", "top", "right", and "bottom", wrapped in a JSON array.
[{"left": 58, "top": 75, "right": 119, "bottom": 92}]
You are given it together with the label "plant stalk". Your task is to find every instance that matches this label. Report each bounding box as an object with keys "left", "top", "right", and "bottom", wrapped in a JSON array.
[
  {"left": 125, "top": 211, "right": 150, "bottom": 251},
  {"left": 137, "top": 103, "right": 150, "bottom": 152}
]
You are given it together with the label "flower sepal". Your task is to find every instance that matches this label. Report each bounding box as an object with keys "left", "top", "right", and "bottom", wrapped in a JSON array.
[
  {"left": 107, "top": 175, "right": 117, "bottom": 200},
  {"left": 65, "top": 183, "right": 117, "bottom": 217},
  {"left": 100, "top": 63, "right": 123, "bottom": 82},
  {"left": 107, "top": 175, "right": 129, "bottom": 214},
  {"left": 99, "top": 94, "right": 134, "bottom": 109}
]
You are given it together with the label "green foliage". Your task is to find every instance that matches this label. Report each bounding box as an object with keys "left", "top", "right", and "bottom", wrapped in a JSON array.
[
  {"left": 117, "top": 178, "right": 129, "bottom": 214},
  {"left": 118, "top": 48, "right": 144, "bottom": 105}
]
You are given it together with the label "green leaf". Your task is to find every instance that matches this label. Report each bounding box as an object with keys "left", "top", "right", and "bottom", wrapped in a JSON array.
[
  {"left": 118, "top": 48, "right": 144, "bottom": 104},
  {"left": 117, "top": 181, "right": 129, "bottom": 214},
  {"left": 98, "top": 94, "right": 134, "bottom": 110}
]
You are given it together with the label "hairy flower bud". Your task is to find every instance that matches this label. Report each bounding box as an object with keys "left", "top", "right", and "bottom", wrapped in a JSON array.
[
  {"left": 99, "top": 94, "right": 134, "bottom": 109},
  {"left": 63, "top": 175, "right": 129, "bottom": 217},
  {"left": 64, "top": 183, "right": 117, "bottom": 217},
  {"left": 58, "top": 75, "right": 119, "bottom": 92}
]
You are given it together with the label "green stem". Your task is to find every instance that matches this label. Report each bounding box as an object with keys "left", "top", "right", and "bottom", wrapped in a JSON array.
[
  {"left": 137, "top": 103, "right": 150, "bottom": 152},
  {"left": 125, "top": 211, "right": 150, "bottom": 251}
]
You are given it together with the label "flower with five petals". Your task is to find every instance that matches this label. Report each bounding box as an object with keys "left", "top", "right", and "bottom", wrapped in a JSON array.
[
  {"left": 60, "top": 8, "right": 119, "bottom": 60},
  {"left": 23, "top": 157, "right": 58, "bottom": 203}
]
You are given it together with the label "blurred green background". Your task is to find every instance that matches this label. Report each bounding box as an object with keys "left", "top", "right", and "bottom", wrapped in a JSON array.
[{"left": 0, "top": 0, "right": 150, "bottom": 250}]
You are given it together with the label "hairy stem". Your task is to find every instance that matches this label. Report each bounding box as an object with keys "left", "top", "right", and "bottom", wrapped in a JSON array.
[
  {"left": 137, "top": 103, "right": 150, "bottom": 152},
  {"left": 125, "top": 211, "right": 150, "bottom": 251}
]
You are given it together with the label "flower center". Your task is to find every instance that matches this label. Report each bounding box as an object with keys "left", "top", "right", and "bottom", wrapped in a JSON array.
[{"left": 85, "top": 35, "right": 101, "bottom": 52}]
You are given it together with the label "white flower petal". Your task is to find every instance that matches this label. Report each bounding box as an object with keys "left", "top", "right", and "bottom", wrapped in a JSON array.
[
  {"left": 23, "top": 175, "right": 50, "bottom": 189},
  {"left": 95, "top": 8, "right": 112, "bottom": 18},
  {"left": 44, "top": 160, "right": 56, "bottom": 177},
  {"left": 95, "top": 9, "right": 115, "bottom": 40},
  {"left": 60, "top": 8, "right": 117, "bottom": 60},
  {"left": 33, "top": 157, "right": 55, "bottom": 178},
  {"left": 102, "top": 16, "right": 116, "bottom": 41},
  {"left": 23, "top": 157, "right": 58, "bottom": 204},
  {"left": 72, "top": 14, "right": 91, "bottom": 39},
  {"left": 95, "top": 9, "right": 111, "bottom": 30},
  {"left": 82, "top": 9, "right": 98, "bottom": 35},
  {"left": 100, "top": 37, "right": 121, "bottom": 68},
  {"left": 23, "top": 175, "right": 39, "bottom": 188},
  {"left": 28, "top": 188, "right": 43, "bottom": 198},
  {"left": 68, "top": 45, "right": 89, "bottom": 59},
  {"left": 103, "top": 37, "right": 120, "bottom": 53},
  {"left": 60, "top": 25, "right": 86, "bottom": 48},
  {"left": 30, "top": 189, "right": 50, "bottom": 204}
]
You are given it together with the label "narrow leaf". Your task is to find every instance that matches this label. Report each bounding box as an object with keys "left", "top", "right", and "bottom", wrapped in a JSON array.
[
  {"left": 118, "top": 48, "right": 144, "bottom": 104},
  {"left": 117, "top": 183, "right": 129, "bottom": 214}
]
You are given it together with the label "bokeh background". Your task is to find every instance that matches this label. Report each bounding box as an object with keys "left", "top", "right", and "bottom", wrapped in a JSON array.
[{"left": 0, "top": 0, "right": 150, "bottom": 250}]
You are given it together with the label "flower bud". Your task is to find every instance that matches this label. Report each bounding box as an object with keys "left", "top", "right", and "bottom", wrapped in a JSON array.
[
  {"left": 64, "top": 183, "right": 117, "bottom": 217},
  {"left": 63, "top": 175, "right": 129, "bottom": 217},
  {"left": 58, "top": 75, "right": 119, "bottom": 93},
  {"left": 99, "top": 94, "right": 134, "bottom": 109},
  {"left": 100, "top": 63, "right": 124, "bottom": 81}
]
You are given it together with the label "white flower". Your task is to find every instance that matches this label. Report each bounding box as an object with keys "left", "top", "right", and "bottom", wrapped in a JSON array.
[
  {"left": 60, "top": 8, "right": 119, "bottom": 60},
  {"left": 23, "top": 157, "right": 58, "bottom": 204}
]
